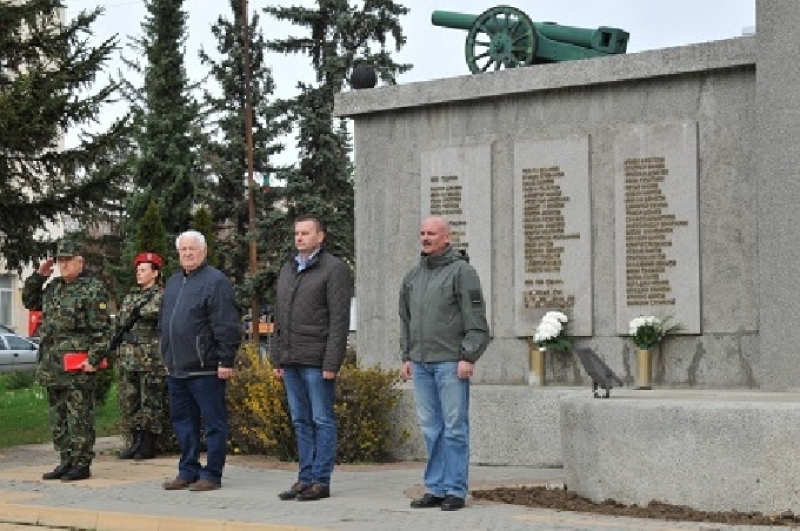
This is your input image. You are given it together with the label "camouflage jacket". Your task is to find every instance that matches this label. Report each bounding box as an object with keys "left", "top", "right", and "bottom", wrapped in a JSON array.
[
  {"left": 114, "top": 286, "right": 164, "bottom": 373},
  {"left": 22, "top": 271, "right": 111, "bottom": 387}
]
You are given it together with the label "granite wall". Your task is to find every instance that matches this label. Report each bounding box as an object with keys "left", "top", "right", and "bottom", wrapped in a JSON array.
[{"left": 336, "top": 35, "right": 768, "bottom": 389}]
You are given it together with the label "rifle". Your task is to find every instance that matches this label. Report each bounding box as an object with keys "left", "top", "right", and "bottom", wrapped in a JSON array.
[{"left": 109, "top": 290, "right": 157, "bottom": 351}]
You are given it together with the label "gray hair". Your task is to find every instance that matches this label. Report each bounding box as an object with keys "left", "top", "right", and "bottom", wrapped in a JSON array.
[{"left": 176, "top": 230, "right": 207, "bottom": 250}]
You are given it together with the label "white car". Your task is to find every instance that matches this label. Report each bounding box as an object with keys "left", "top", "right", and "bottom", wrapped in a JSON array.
[{"left": 0, "top": 332, "right": 38, "bottom": 371}]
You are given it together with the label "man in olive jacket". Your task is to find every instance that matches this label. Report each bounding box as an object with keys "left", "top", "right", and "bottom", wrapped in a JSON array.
[
  {"left": 399, "top": 216, "right": 490, "bottom": 512},
  {"left": 272, "top": 214, "right": 353, "bottom": 502}
]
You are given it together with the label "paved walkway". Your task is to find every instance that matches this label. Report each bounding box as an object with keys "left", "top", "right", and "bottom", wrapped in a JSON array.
[{"left": 0, "top": 438, "right": 773, "bottom": 530}]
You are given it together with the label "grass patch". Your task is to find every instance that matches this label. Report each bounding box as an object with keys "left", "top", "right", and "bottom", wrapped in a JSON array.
[{"left": 0, "top": 378, "right": 121, "bottom": 448}]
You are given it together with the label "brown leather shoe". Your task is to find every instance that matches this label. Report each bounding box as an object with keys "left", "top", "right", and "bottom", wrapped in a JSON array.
[
  {"left": 278, "top": 481, "right": 310, "bottom": 500},
  {"left": 163, "top": 477, "right": 194, "bottom": 490},
  {"left": 189, "top": 478, "right": 221, "bottom": 492},
  {"left": 296, "top": 483, "right": 330, "bottom": 501}
]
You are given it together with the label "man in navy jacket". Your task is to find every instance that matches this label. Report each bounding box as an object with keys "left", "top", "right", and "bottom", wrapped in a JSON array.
[{"left": 159, "top": 230, "right": 241, "bottom": 492}]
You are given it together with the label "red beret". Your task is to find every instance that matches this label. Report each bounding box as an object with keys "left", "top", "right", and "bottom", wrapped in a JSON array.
[{"left": 134, "top": 252, "right": 163, "bottom": 268}]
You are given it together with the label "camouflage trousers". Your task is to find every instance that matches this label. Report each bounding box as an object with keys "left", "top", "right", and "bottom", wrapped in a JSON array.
[
  {"left": 118, "top": 369, "right": 168, "bottom": 434},
  {"left": 46, "top": 383, "right": 96, "bottom": 468}
]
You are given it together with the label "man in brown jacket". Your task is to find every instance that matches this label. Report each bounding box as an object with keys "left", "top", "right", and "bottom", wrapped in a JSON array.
[{"left": 271, "top": 214, "right": 352, "bottom": 501}]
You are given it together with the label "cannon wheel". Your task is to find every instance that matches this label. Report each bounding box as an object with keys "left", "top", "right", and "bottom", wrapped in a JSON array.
[{"left": 465, "top": 6, "right": 536, "bottom": 74}]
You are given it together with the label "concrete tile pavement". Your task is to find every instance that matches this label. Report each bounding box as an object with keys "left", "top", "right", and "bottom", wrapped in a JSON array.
[{"left": 0, "top": 438, "right": 771, "bottom": 530}]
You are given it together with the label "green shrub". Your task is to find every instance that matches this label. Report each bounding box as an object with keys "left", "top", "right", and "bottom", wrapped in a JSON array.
[
  {"left": 0, "top": 367, "right": 114, "bottom": 400},
  {"left": 227, "top": 343, "right": 407, "bottom": 463},
  {"left": 94, "top": 365, "right": 115, "bottom": 405},
  {"left": 0, "top": 370, "right": 36, "bottom": 391}
]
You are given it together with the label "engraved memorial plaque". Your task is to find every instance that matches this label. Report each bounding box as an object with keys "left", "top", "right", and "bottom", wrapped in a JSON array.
[
  {"left": 614, "top": 122, "right": 700, "bottom": 334},
  {"left": 421, "top": 146, "right": 493, "bottom": 327},
  {"left": 514, "top": 137, "right": 593, "bottom": 337}
]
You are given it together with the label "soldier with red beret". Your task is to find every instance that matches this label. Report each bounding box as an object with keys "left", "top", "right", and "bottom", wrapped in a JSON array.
[{"left": 114, "top": 251, "right": 168, "bottom": 460}]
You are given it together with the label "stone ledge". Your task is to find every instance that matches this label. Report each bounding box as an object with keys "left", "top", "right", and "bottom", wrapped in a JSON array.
[
  {"left": 561, "top": 389, "right": 800, "bottom": 513},
  {"left": 392, "top": 384, "right": 584, "bottom": 466},
  {"left": 335, "top": 37, "right": 755, "bottom": 117}
]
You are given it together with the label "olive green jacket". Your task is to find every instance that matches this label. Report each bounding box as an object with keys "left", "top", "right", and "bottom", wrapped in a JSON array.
[{"left": 399, "top": 246, "right": 490, "bottom": 364}]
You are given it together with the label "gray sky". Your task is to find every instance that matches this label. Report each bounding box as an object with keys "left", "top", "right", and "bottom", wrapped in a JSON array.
[{"left": 64, "top": 0, "right": 756, "bottom": 157}]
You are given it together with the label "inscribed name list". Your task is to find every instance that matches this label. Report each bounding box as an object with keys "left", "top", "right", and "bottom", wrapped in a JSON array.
[
  {"left": 614, "top": 122, "right": 700, "bottom": 334},
  {"left": 514, "top": 137, "right": 592, "bottom": 337},
  {"left": 421, "top": 146, "right": 493, "bottom": 327}
]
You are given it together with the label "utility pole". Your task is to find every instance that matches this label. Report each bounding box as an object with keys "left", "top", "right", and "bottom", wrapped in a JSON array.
[{"left": 242, "top": 0, "right": 260, "bottom": 345}]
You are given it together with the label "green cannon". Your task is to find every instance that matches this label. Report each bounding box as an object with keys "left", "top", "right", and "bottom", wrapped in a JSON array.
[{"left": 432, "top": 6, "right": 629, "bottom": 74}]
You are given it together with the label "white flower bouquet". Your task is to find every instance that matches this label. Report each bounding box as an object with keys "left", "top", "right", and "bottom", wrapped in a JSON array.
[
  {"left": 533, "top": 311, "right": 573, "bottom": 351},
  {"left": 628, "top": 315, "right": 681, "bottom": 350}
]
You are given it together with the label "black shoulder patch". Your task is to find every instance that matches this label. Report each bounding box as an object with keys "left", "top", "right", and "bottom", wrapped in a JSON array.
[{"left": 469, "top": 289, "right": 483, "bottom": 306}]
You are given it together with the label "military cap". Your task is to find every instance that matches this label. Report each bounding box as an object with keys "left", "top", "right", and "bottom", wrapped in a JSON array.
[
  {"left": 134, "top": 252, "right": 164, "bottom": 268},
  {"left": 55, "top": 240, "right": 82, "bottom": 258}
]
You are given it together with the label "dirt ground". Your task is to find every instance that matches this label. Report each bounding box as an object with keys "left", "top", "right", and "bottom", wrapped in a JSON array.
[
  {"left": 228, "top": 455, "right": 800, "bottom": 527},
  {"left": 471, "top": 485, "right": 800, "bottom": 527}
]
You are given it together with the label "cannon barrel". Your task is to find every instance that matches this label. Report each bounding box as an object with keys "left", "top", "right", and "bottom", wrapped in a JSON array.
[
  {"left": 431, "top": 10, "right": 479, "bottom": 31},
  {"left": 431, "top": 9, "right": 628, "bottom": 55}
]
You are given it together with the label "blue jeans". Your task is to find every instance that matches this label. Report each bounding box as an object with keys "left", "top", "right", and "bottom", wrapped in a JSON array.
[
  {"left": 282, "top": 366, "right": 337, "bottom": 486},
  {"left": 167, "top": 375, "right": 228, "bottom": 484},
  {"left": 412, "top": 361, "right": 470, "bottom": 499}
]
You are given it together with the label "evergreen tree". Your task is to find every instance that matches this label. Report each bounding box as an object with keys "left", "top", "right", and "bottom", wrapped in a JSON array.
[
  {"left": 0, "top": 0, "right": 129, "bottom": 271},
  {"left": 199, "top": 0, "right": 289, "bottom": 309},
  {"left": 136, "top": 198, "right": 171, "bottom": 282},
  {"left": 263, "top": 0, "right": 411, "bottom": 264},
  {"left": 136, "top": 198, "right": 170, "bottom": 263},
  {"left": 191, "top": 206, "right": 217, "bottom": 267},
  {"left": 123, "top": 0, "right": 201, "bottom": 236},
  {"left": 105, "top": 197, "right": 169, "bottom": 304}
]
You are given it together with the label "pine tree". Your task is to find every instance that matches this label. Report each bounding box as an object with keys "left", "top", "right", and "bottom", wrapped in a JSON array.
[
  {"left": 104, "top": 198, "right": 169, "bottom": 304},
  {"left": 136, "top": 198, "right": 170, "bottom": 263},
  {"left": 263, "top": 0, "right": 411, "bottom": 264},
  {"left": 124, "top": 0, "right": 201, "bottom": 237},
  {"left": 0, "top": 1, "right": 129, "bottom": 271},
  {"left": 191, "top": 206, "right": 217, "bottom": 268},
  {"left": 199, "top": 0, "right": 289, "bottom": 309}
]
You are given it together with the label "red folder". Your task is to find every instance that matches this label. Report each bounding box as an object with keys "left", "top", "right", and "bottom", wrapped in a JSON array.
[{"left": 63, "top": 352, "right": 109, "bottom": 371}]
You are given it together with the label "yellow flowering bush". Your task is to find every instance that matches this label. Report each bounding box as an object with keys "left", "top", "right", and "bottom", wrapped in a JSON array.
[
  {"left": 227, "top": 343, "right": 407, "bottom": 463},
  {"left": 335, "top": 358, "right": 406, "bottom": 463},
  {"left": 227, "top": 343, "right": 295, "bottom": 459}
]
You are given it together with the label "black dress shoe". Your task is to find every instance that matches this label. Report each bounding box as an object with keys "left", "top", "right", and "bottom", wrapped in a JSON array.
[
  {"left": 296, "top": 483, "right": 330, "bottom": 501},
  {"left": 410, "top": 493, "right": 445, "bottom": 508},
  {"left": 42, "top": 463, "right": 72, "bottom": 480},
  {"left": 60, "top": 465, "right": 91, "bottom": 482},
  {"left": 440, "top": 495, "right": 465, "bottom": 511}
]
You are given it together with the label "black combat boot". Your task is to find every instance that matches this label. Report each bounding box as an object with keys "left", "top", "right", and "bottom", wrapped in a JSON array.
[
  {"left": 42, "top": 462, "right": 72, "bottom": 480},
  {"left": 119, "top": 429, "right": 142, "bottom": 460},
  {"left": 133, "top": 431, "right": 156, "bottom": 460},
  {"left": 61, "top": 465, "right": 91, "bottom": 482}
]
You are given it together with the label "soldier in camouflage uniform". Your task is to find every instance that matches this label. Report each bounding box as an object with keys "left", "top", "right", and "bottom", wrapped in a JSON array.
[
  {"left": 114, "top": 252, "right": 166, "bottom": 460},
  {"left": 22, "top": 240, "right": 111, "bottom": 482}
]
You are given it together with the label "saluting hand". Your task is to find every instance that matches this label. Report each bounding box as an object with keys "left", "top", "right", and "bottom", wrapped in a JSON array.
[{"left": 38, "top": 258, "right": 55, "bottom": 277}]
